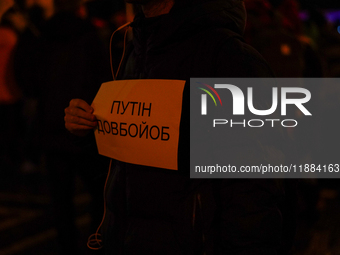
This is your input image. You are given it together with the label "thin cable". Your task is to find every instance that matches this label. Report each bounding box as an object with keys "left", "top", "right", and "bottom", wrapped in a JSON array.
[
  {"left": 87, "top": 159, "right": 113, "bottom": 250},
  {"left": 88, "top": 21, "right": 132, "bottom": 251},
  {"left": 109, "top": 22, "right": 132, "bottom": 80},
  {"left": 115, "top": 28, "right": 130, "bottom": 80}
]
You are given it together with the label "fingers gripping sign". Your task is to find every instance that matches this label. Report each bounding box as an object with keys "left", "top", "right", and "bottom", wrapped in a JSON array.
[{"left": 64, "top": 99, "right": 98, "bottom": 137}]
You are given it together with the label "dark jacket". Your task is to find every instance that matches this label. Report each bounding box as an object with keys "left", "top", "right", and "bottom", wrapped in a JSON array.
[{"left": 102, "top": 0, "right": 291, "bottom": 254}]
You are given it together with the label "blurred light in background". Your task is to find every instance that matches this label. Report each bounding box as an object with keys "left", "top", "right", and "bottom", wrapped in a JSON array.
[{"left": 299, "top": 10, "right": 340, "bottom": 23}]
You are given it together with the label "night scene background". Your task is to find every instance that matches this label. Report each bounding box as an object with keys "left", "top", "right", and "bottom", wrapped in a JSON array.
[{"left": 1, "top": 0, "right": 340, "bottom": 254}]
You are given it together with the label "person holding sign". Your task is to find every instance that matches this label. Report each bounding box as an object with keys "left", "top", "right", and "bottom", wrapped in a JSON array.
[{"left": 65, "top": 0, "right": 294, "bottom": 254}]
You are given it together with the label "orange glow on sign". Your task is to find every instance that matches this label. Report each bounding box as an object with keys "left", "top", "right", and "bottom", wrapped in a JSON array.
[{"left": 92, "top": 79, "right": 185, "bottom": 170}]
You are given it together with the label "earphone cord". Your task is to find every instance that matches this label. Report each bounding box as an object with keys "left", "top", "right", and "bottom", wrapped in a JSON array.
[
  {"left": 87, "top": 158, "right": 112, "bottom": 250},
  {"left": 109, "top": 21, "right": 132, "bottom": 80},
  {"left": 87, "top": 21, "right": 132, "bottom": 251}
]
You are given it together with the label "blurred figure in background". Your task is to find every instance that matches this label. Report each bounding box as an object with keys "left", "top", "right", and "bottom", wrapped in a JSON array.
[
  {"left": 0, "top": 0, "right": 14, "bottom": 21},
  {"left": 244, "top": 0, "right": 324, "bottom": 169},
  {"left": 13, "top": 0, "right": 111, "bottom": 253},
  {"left": 245, "top": 1, "right": 340, "bottom": 253},
  {"left": 244, "top": 1, "right": 325, "bottom": 253},
  {"left": 304, "top": 8, "right": 340, "bottom": 217},
  {"left": 244, "top": 0, "right": 323, "bottom": 78},
  {"left": 305, "top": 8, "right": 340, "bottom": 77},
  {"left": 0, "top": 2, "right": 26, "bottom": 180},
  {"left": 304, "top": 8, "right": 340, "bottom": 169}
]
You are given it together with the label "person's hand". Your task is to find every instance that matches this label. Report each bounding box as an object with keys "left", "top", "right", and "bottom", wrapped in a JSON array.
[
  {"left": 0, "top": 0, "right": 14, "bottom": 20},
  {"left": 64, "top": 99, "right": 98, "bottom": 137}
]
